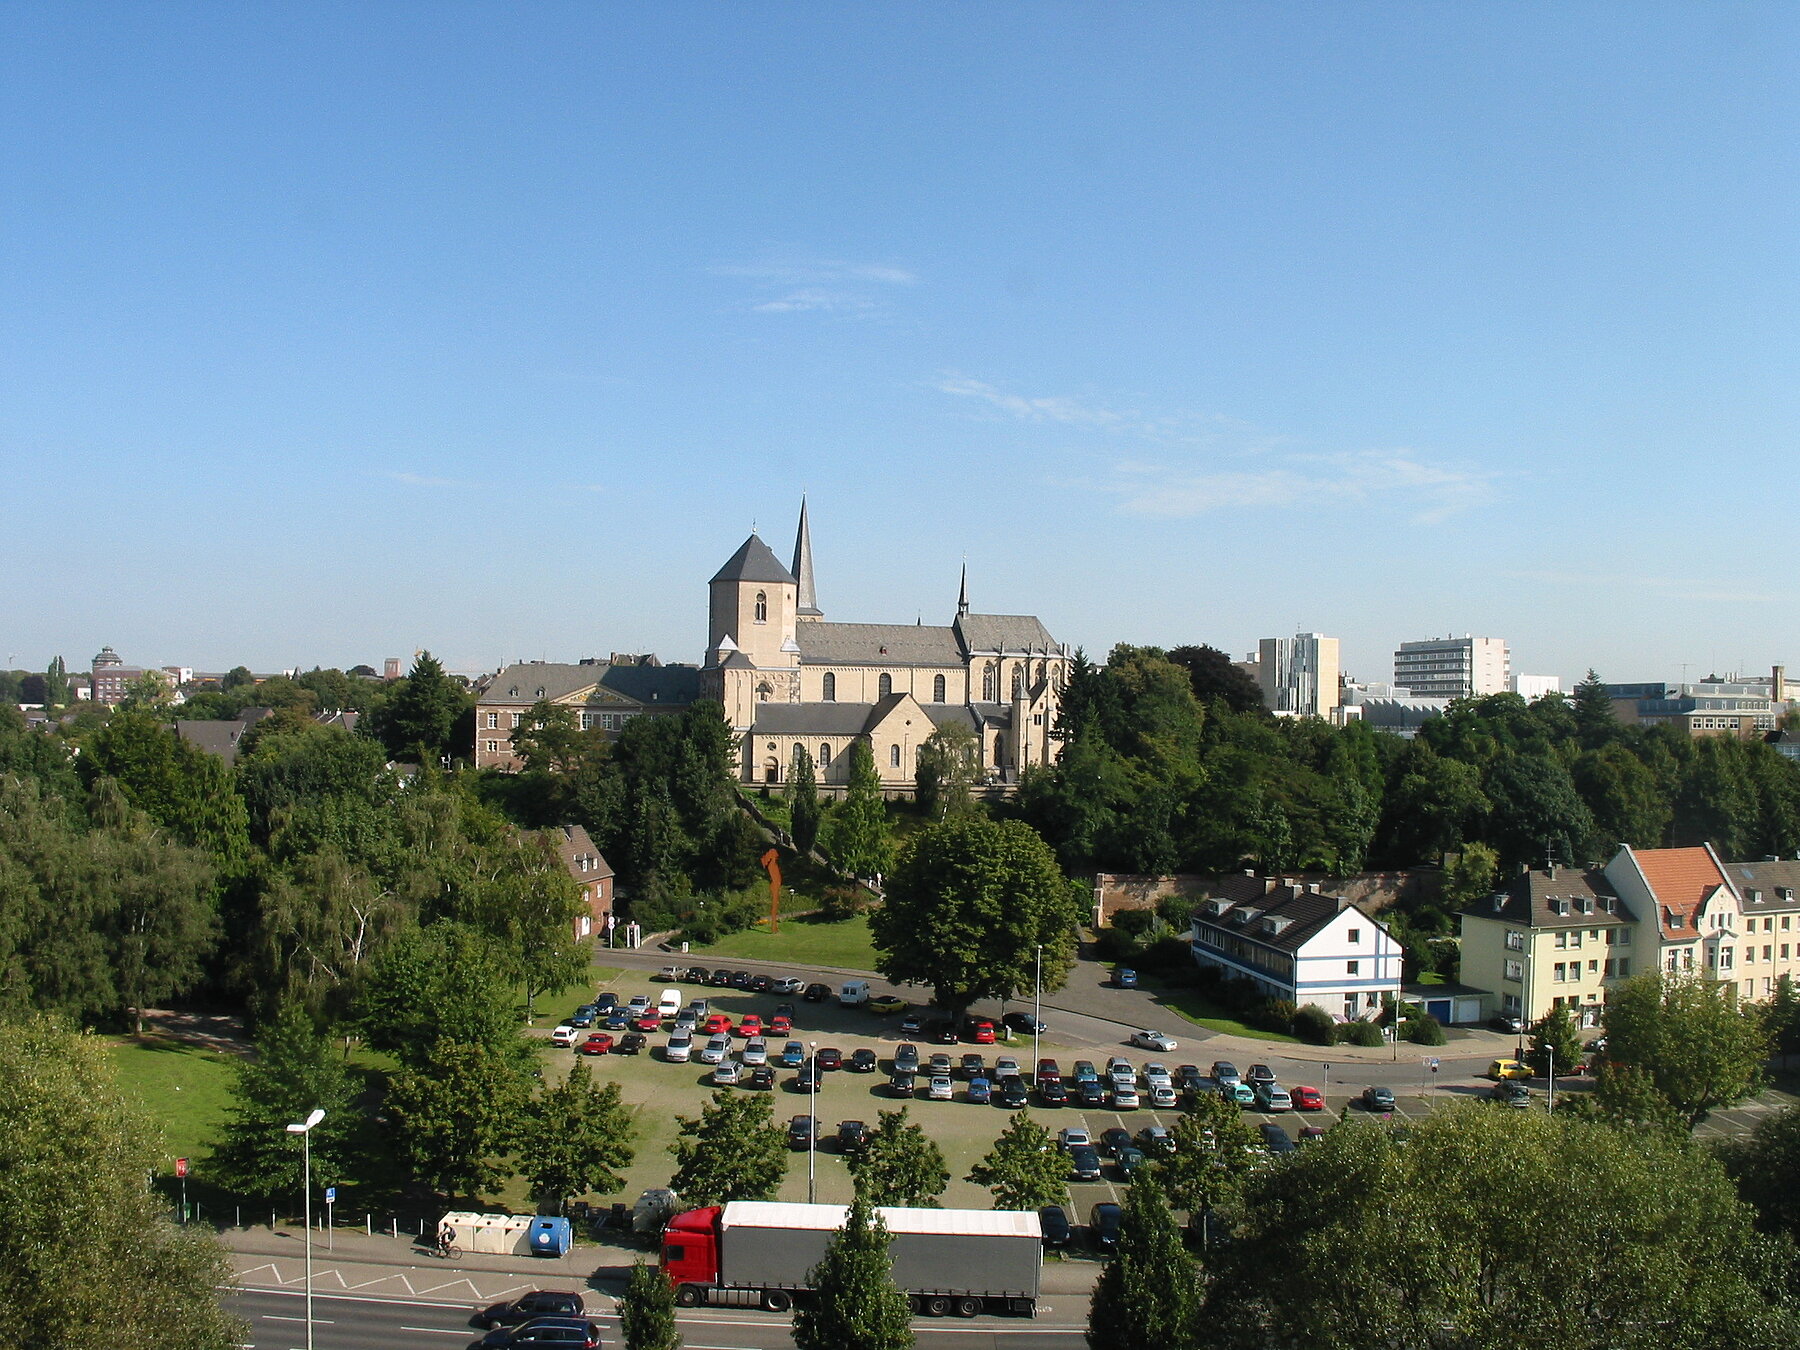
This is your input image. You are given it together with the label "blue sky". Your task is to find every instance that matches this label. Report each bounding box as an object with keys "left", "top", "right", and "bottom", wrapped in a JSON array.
[{"left": 4, "top": 4, "right": 1795, "bottom": 688}]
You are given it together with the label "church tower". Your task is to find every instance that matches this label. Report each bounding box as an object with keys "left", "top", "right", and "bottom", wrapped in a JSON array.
[
  {"left": 704, "top": 530, "right": 801, "bottom": 728},
  {"left": 792, "top": 496, "right": 823, "bottom": 622}
]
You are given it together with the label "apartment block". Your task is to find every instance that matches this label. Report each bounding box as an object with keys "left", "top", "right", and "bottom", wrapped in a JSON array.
[{"left": 1393, "top": 635, "right": 1509, "bottom": 700}]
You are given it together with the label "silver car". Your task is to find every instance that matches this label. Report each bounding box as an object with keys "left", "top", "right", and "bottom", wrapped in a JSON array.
[
  {"left": 664, "top": 1033, "right": 693, "bottom": 1063},
  {"left": 712, "top": 1058, "right": 742, "bottom": 1086},
  {"left": 741, "top": 1037, "right": 769, "bottom": 1067},
  {"left": 699, "top": 1034, "right": 730, "bottom": 1065}
]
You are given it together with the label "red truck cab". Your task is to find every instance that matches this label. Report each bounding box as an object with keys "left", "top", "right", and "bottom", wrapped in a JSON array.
[{"left": 661, "top": 1206, "right": 722, "bottom": 1300}]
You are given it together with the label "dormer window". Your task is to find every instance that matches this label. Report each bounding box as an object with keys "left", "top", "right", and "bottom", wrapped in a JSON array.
[
  {"left": 509, "top": 687, "right": 518, "bottom": 697},
  {"left": 1206, "top": 899, "right": 1231, "bottom": 917},
  {"left": 536, "top": 688, "right": 545, "bottom": 698}
]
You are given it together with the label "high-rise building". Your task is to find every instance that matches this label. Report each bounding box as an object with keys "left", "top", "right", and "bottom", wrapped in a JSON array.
[
  {"left": 1256, "top": 632, "right": 1340, "bottom": 718},
  {"left": 1393, "top": 635, "right": 1509, "bottom": 700}
]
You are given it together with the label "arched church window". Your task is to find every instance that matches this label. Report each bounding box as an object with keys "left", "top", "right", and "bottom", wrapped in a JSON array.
[
  {"left": 818, "top": 744, "right": 832, "bottom": 768},
  {"left": 1011, "top": 667, "right": 1023, "bottom": 699},
  {"left": 982, "top": 662, "right": 997, "bottom": 701},
  {"left": 793, "top": 743, "right": 805, "bottom": 769},
  {"left": 764, "top": 757, "right": 780, "bottom": 783},
  {"left": 879, "top": 673, "right": 893, "bottom": 698},
  {"left": 994, "top": 734, "right": 1006, "bottom": 763},
  {"left": 933, "top": 674, "right": 946, "bottom": 702},
  {"left": 757, "top": 682, "right": 773, "bottom": 702},
  {"left": 823, "top": 672, "right": 836, "bottom": 702},
  {"left": 755, "top": 591, "right": 767, "bottom": 623},
  {"left": 890, "top": 744, "right": 901, "bottom": 768}
]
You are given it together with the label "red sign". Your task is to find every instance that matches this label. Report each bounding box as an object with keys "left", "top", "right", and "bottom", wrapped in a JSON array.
[{"left": 175, "top": 1157, "right": 188, "bottom": 1178}]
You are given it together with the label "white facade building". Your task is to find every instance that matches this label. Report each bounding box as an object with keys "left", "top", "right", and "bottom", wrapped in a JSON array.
[
  {"left": 1511, "top": 673, "right": 1562, "bottom": 700},
  {"left": 1256, "top": 632, "right": 1341, "bottom": 719},
  {"left": 1393, "top": 635, "right": 1510, "bottom": 700}
]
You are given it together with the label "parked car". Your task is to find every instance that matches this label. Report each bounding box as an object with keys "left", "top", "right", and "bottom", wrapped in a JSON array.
[
  {"left": 1488, "top": 1058, "right": 1531, "bottom": 1081},
  {"left": 964, "top": 1017, "right": 997, "bottom": 1044},
  {"left": 593, "top": 992, "right": 619, "bottom": 1011},
  {"left": 773, "top": 1002, "right": 797, "bottom": 1021},
  {"left": 1176, "top": 1064, "right": 1205, "bottom": 1091},
  {"left": 1130, "top": 1029, "right": 1177, "bottom": 1052},
  {"left": 701, "top": 1013, "right": 732, "bottom": 1037},
  {"left": 603, "top": 1007, "right": 630, "bottom": 1031},
  {"left": 786, "top": 1115, "right": 817, "bottom": 1149},
  {"left": 1298, "top": 1123, "right": 1328, "bottom": 1143},
  {"left": 1069, "top": 1145, "right": 1103, "bottom": 1181},
  {"left": 869, "top": 994, "right": 907, "bottom": 1015},
  {"left": 1211, "top": 1061, "right": 1242, "bottom": 1088},
  {"left": 778, "top": 1040, "right": 806, "bottom": 1068},
  {"left": 577, "top": 1033, "right": 613, "bottom": 1056},
  {"left": 1361, "top": 1085, "right": 1397, "bottom": 1111},
  {"left": 1099, "top": 1127, "right": 1133, "bottom": 1157},
  {"left": 568, "top": 1006, "right": 597, "bottom": 1028},
  {"left": 848, "top": 1048, "right": 878, "bottom": 1073},
  {"left": 1255, "top": 1083, "right": 1293, "bottom": 1113},
  {"left": 1111, "top": 1083, "right": 1141, "bottom": 1110},
  {"left": 927, "top": 1052, "right": 955, "bottom": 1077},
  {"left": 750, "top": 974, "right": 774, "bottom": 994},
  {"left": 1003, "top": 1012, "right": 1046, "bottom": 1035},
  {"left": 1038, "top": 1204, "right": 1071, "bottom": 1250},
  {"left": 550, "top": 1024, "right": 578, "bottom": 1048},
  {"left": 730, "top": 971, "right": 755, "bottom": 991},
  {"left": 746, "top": 1065, "right": 775, "bottom": 1091},
  {"left": 1218, "top": 1081, "right": 1256, "bottom": 1107},
  {"left": 708, "top": 969, "right": 735, "bottom": 988},
  {"left": 1246, "top": 1063, "right": 1276, "bottom": 1085},
  {"left": 712, "top": 1059, "right": 742, "bottom": 1086},
  {"left": 1491, "top": 1080, "right": 1532, "bottom": 1109},
  {"left": 1259, "top": 1122, "right": 1296, "bottom": 1155},
  {"left": 793, "top": 1064, "right": 822, "bottom": 1094},
  {"left": 816, "top": 1047, "right": 844, "bottom": 1072},
  {"left": 994, "top": 1055, "right": 1022, "bottom": 1079},
  {"left": 1489, "top": 1013, "right": 1525, "bottom": 1033},
  {"left": 475, "top": 1291, "right": 589, "bottom": 1330},
  {"left": 1115, "top": 967, "right": 1139, "bottom": 989},
  {"left": 741, "top": 1038, "right": 768, "bottom": 1067},
  {"left": 887, "top": 1070, "right": 917, "bottom": 1098},
  {"left": 655, "top": 964, "right": 684, "bottom": 982},
  {"left": 1037, "top": 1079, "right": 1069, "bottom": 1107},
  {"left": 768, "top": 1014, "right": 793, "bottom": 1036},
  {"left": 836, "top": 1120, "right": 869, "bottom": 1153},
  {"left": 966, "top": 1076, "right": 992, "bottom": 1105},
  {"left": 899, "top": 1011, "right": 925, "bottom": 1036},
  {"left": 894, "top": 1044, "right": 920, "bottom": 1073},
  {"left": 997, "top": 1076, "right": 1030, "bottom": 1109},
  {"left": 1291, "top": 1084, "right": 1325, "bottom": 1111},
  {"left": 803, "top": 982, "right": 831, "bottom": 1002},
  {"left": 960, "top": 1053, "right": 988, "bottom": 1079},
  {"left": 1142, "top": 1062, "right": 1172, "bottom": 1089},
  {"left": 1115, "top": 1145, "right": 1147, "bottom": 1178},
  {"left": 1138, "top": 1124, "right": 1176, "bottom": 1155},
  {"left": 1089, "top": 1202, "right": 1123, "bottom": 1253},
  {"left": 1072, "top": 1059, "right": 1099, "bottom": 1084},
  {"left": 736, "top": 1014, "right": 764, "bottom": 1039},
  {"left": 699, "top": 1034, "right": 730, "bottom": 1065},
  {"left": 632, "top": 1013, "right": 662, "bottom": 1033},
  {"left": 1106, "top": 1057, "right": 1135, "bottom": 1088},
  {"left": 772, "top": 977, "right": 804, "bottom": 996},
  {"left": 683, "top": 967, "right": 710, "bottom": 984},
  {"left": 1077, "top": 1079, "right": 1108, "bottom": 1107},
  {"left": 928, "top": 1074, "right": 954, "bottom": 1101},
  {"left": 627, "top": 994, "right": 652, "bottom": 1014},
  {"left": 616, "top": 1032, "right": 647, "bottom": 1055},
  {"left": 664, "top": 1034, "right": 693, "bottom": 1063},
  {"left": 1149, "top": 1084, "right": 1178, "bottom": 1108},
  {"left": 1035, "top": 1058, "right": 1061, "bottom": 1083}
]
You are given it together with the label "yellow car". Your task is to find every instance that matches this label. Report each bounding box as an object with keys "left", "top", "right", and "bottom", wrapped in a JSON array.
[
  {"left": 868, "top": 994, "right": 907, "bottom": 1016},
  {"left": 1488, "top": 1058, "right": 1531, "bottom": 1081}
]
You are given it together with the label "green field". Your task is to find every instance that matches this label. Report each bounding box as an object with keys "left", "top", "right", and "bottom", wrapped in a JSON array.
[
  {"left": 107, "top": 1035, "right": 241, "bottom": 1163},
  {"left": 1144, "top": 977, "right": 1300, "bottom": 1044},
  {"left": 692, "top": 914, "right": 880, "bottom": 972}
]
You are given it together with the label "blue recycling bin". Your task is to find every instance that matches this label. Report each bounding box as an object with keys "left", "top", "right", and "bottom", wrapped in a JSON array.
[{"left": 529, "top": 1216, "right": 572, "bottom": 1257}]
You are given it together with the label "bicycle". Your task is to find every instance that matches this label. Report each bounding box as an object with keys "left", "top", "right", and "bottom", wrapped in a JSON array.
[{"left": 431, "top": 1231, "right": 463, "bottom": 1261}]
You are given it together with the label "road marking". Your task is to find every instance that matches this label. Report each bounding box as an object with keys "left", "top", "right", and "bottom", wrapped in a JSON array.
[
  {"left": 263, "top": 1315, "right": 334, "bottom": 1324},
  {"left": 399, "top": 1328, "right": 472, "bottom": 1336},
  {"left": 227, "top": 1284, "right": 477, "bottom": 1311}
]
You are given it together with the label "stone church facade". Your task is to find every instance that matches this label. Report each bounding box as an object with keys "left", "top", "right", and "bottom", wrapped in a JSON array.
[{"left": 701, "top": 502, "right": 1072, "bottom": 793}]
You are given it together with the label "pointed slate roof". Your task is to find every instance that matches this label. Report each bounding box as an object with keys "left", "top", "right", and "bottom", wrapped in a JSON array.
[
  {"left": 711, "top": 533, "right": 797, "bottom": 586},
  {"left": 792, "top": 498, "right": 822, "bottom": 617}
]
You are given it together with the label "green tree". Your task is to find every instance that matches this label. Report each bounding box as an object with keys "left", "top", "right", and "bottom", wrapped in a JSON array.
[
  {"left": 870, "top": 816, "right": 1082, "bottom": 1016},
  {"left": 516, "top": 1061, "right": 636, "bottom": 1214},
  {"left": 43, "top": 654, "right": 70, "bottom": 707},
  {"left": 1603, "top": 972, "right": 1769, "bottom": 1124},
  {"left": 1483, "top": 751, "right": 1596, "bottom": 867},
  {"left": 620, "top": 1258, "right": 683, "bottom": 1350},
  {"left": 1440, "top": 841, "right": 1501, "bottom": 906},
  {"left": 825, "top": 739, "right": 890, "bottom": 880},
  {"left": 1166, "top": 643, "right": 1264, "bottom": 714},
  {"left": 1204, "top": 1102, "right": 1799, "bottom": 1348},
  {"left": 509, "top": 699, "right": 599, "bottom": 777},
  {"left": 0, "top": 1016, "right": 243, "bottom": 1349},
  {"left": 1085, "top": 1173, "right": 1202, "bottom": 1350},
  {"left": 355, "top": 922, "right": 524, "bottom": 1064},
  {"left": 386, "top": 1037, "right": 531, "bottom": 1201},
  {"left": 1573, "top": 668, "right": 1616, "bottom": 747},
  {"left": 453, "top": 828, "right": 591, "bottom": 1020},
  {"left": 1573, "top": 742, "right": 1671, "bottom": 851},
  {"left": 786, "top": 744, "right": 822, "bottom": 856},
  {"left": 252, "top": 847, "right": 409, "bottom": 1021},
  {"left": 790, "top": 1192, "right": 914, "bottom": 1350},
  {"left": 208, "top": 1003, "right": 358, "bottom": 1201},
  {"left": 1572, "top": 1062, "right": 1684, "bottom": 1136},
  {"left": 668, "top": 1091, "right": 788, "bottom": 1207},
  {"left": 846, "top": 1105, "right": 948, "bottom": 1207},
  {"left": 1526, "top": 1004, "right": 1582, "bottom": 1077},
  {"left": 965, "top": 1111, "right": 1068, "bottom": 1211},
  {"left": 1767, "top": 974, "right": 1800, "bottom": 1065},
  {"left": 376, "top": 650, "right": 469, "bottom": 763},
  {"left": 221, "top": 665, "right": 257, "bottom": 693},
  {"left": 87, "top": 708, "right": 251, "bottom": 869},
  {"left": 914, "top": 723, "right": 980, "bottom": 821},
  {"left": 1716, "top": 1106, "right": 1800, "bottom": 1244},
  {"left": 1155, "top": 1093, "right": 1259, "bottom": 1218}
]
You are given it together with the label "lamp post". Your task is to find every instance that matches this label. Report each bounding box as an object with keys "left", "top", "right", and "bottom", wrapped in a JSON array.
[
  {"left": 807, "top": 1040, "right": 818, "bottom": 1204},
  {"left": 1033, "top": 945, "right": 1043, "bottom": 1076},
  {"left": 285, "top": 1108, "right": 326, "bottom": 1350}
]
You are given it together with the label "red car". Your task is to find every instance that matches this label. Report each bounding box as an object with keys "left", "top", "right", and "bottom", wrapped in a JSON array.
[
  {"left": 633, "top": 1013, "right": 662, "bottom": 1033},
  {"left": 1291, "top": 1084, "right": 1324, "bottom": 1111},
  {"left": 768, "top": 1014, "right": 793, "bottom": 1036},
  {"left": 965, "top": 1019, "right": 996, "bottom": 1045},
  {"left": 702, "top": 1013, "right": 732, "bottom": 1036},
  {"left": 578, "top": 1033, "right": 614, "bottom": 1056},
  {"left": 736, "top": 1014, "right": 764, "bottom": 1039}
]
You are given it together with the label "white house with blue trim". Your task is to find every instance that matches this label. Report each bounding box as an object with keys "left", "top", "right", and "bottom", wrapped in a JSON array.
[{"left": 1188, "top": 876, "right": 1402, "bottom": 1020}]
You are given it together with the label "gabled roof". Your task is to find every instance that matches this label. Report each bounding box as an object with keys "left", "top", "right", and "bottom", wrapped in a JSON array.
[
  {"left": 478, "top": 662, "right": 699, "bottom": 708},
  {"left": 954, "top": 612, "right": 1061, "bottom": 653},
  {"left": 796, "top": 622, "right": 963, "bottom": 668},
  {"left": 1190, "top": 877, "right": 1385, "bottom": 954},
  {"left": 752, "top": 702, "right": 887, "bottom": 736},
  {"left": 553, "top": 824, "right": 613, "bottom": 881},
  {"left": 711, "top": 534, "right": 797, "bottom": 586},
  {"left": 1728, "top": 859, "right": 1800, "bottom": 911},
  {"left": 1629, "top": 846, "right": 1735, "bottom": 940},
  {"left": 1462, "top": 867, "right": 1629, "bottom": 928}
]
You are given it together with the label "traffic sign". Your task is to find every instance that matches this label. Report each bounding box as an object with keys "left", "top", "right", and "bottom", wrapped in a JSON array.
[
  {"left": 1428, "top": 1057, "right": 1440, "bottom": 1073},
  {"left": 325, "top": 1186, "right": 336, "bottom": 1204},
  {"left": 175, "top": 1157, "right": 188, "bottom": 1178}
]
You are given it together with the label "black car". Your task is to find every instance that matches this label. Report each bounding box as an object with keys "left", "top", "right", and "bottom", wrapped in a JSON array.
[
  {"left": 893, "top": 1043, "right": 920, "bottom": 1073},
  {"left": 746, "top": 1065, "right": 776, "bottom": 1091},
  {"left": 787, "top": 1115, "right": 817, "bottom": 1149},
  {"left": 1176, "top": 1064, "right": 1205, "bottom": 1091},
  {"left": 928, "top": 1020, "right": 959, "bottom": 1045},
  {"left": 836, "top": 1120, "right": 869, "bottom": 1154},
  {"left": 1490, "top": 1080, "right": 1531, "bottom": 1109},
  {"left": 960, "top": 1053, "right": 987, "bottom": 1080},
  {"left": 1089, "top": 1202, "right": 1123, "bottom": 1253},
  {"left": 593, "top": 992, "right": 619, "bottom": 1010},
  {"left": 793, "top": 1065, "right": 822, "bottom": 1094},
  {"left": 684, "top": 966, "right": 710, "bottom": 983},
  {"left": 1038, "top": 1204, "right": 1072, "bottom": 1250},
  {"left": 1100, "top": 1127, "right": 1133, "bottom": 1158},
  {"left": 1259, "top": 1122, "right": 1296, "bottom": 1155},
  {"left": 708, "top": 969, "right": 735, "bottom": 988},
  {"left": 1361, "top": 1086, "right": 1397, "bottom": 1112},
  {"left": 748, "top": 974, "right": 771, "bottom": 993},
  {"left": 477, "top": 1318, "right": 602, "bottom": 1349},
  {"left": 1489, "top": 1013, "right": 1525, "bottom": 1033},
  {"left": 887, "top": 1070, "right": 917, "bottom": 1097},
  {"left": 816, "top": 1047, "right": 843, "bottom": 1071},
  {"left": 476, "top": 1291, "right": 589, "bottom": 1330},
  {"left": 1068, "top": 1145, "right": 1103, "bottom": 1181},
  {"left": 803, "top": 982, "right": 831, "bottom": 1002},
  {"left": 1037, "top": 1079, "right": 1069, "bottom": 1107},
  {"left": 730, "top": 970, "right": 755, "bottom": 991},
  {"left": 848, "top": 1048, "right": 878, "bottom": 1073},
  {"left": 1138, "top": 1125, "right": 1177, "bottom": 1156},
  {"left": 615, "top": 1032, "right": 646, "bottom": 1055},
  {"left": 1077, "top": 1079, "right": 1108, "bottom": 1108},
  {"left": 774, "top": 1002, "right": 797, "bottom": 1021},
  {"left": 1003, "top": 1012, "right": 1047, "bottom": 1034},
  {"left": 996, "top": 1075, "right": 1029, "bottom": 1108}
]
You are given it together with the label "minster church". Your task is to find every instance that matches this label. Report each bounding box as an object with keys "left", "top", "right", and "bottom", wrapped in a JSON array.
[{"left": 703, "top": 502, "right": 1072, "bottom": 793}]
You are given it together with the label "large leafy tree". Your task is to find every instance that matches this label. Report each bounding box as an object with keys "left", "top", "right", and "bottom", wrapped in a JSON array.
[
  {"left": 1526, "top": 1004, "right": 1582, "bottom": 1077},
  {"left": 355, "top": 922, "right": 524, "bottom": 1064},
  {"left": 1086, "top": 1174, "right": 1203, "bottom": 1350},
  {"left": 870, "top": 816, "right": 1081, "bottom": 1016},
  {"left": 1154, "top": 1094, "right": 1260, "bottom": 1218},
  {"left": 1603, "top": 972, "right": 1769, "bottom": 1124},
  {"left": 786, "top": 745, "right": 822, "bottom": 856},
  {"left": 516, "top": 1062, "right": 636, "bottom": 1214},
  {"left": 790, "top": 1192, "right": 914, "bottom": 1350},
  {"left": 251, "top": 846, "right": 409, "bottom": 1021},
  {"left": 1716, "top": 1106, "right": 1800, "bottom": 1244},
  {"left": 825, "top": 739, "right": 890, "bottom": 881},
  {"left": 913, "top": 723, "right": 980, "bottom": 822},
  {"left": 386, "top": 1036, "right": 531, "bottom": 1202},
  {"left": 208, "top": 1003, "right": 358, "bottom": 1201},
  {"left": 1166, "top": 643, "right": 1264, "bottom": 714},
  {"left": 846, "top": 1105, "right": 948, "bottom": 1207},
  {"left": 1204, "top": 1103, "right": 1799, "bottom": 1348},
  {"left": 375, "top": 650, "right": 470, "bottom": 764},
  {"left": 620, "top": 1258, "right": 683, "bottom": 1350},
  {"left": 965, "top": 1111, "right": 1068, "bottom": 1211},
  {"left": 0, "top": 1017, "right": 243, "bottom": 1349},
  {"left": 85, "top": 709, "right": 251, "bottom": 869},
  {"left": 668, "top": 1091, "right": 788, "bottom": 1207}
]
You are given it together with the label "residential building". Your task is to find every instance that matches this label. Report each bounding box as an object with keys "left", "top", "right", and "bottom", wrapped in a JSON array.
[
  {"left": 553, "top": 824, "right": 614, "bottom": 941},
  {"left": 1392, "top": 635, "right": 1510, "bottom": 700},
  {"left": 473, "top": 658, "right": 701, "bottom": 771},
  {"left": 1459, "top": 866, "right": 1635, "bottom": 1028},
  {"left": 703, "top": 501, "right": 1071, "bottom": 792},
  {"left": 1728, "top": 858, "right": 1800, "bottom": 1001},
  {"left": 1187, "top": 875, "right": 1401, "bottom": 1021},
  {"left": 1767, "top": 729, "right": 1800, "bottom": 764},
  {"left": 1606, "top": 678, "right": 1778, "bottom": 738},
  {"left": 1255, "top": 632, "right": 1340, "bottom": 719},
  {"left": 91, "top": 646, "right": 174, "bottom": 706}
]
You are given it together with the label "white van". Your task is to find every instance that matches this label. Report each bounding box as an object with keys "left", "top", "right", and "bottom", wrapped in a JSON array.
[
  {"left": 839, "top": 979, "right": 871, "bottom": 1007},
  {"left": 657, "top": 988, "right": 682, "bottom": 1018}
]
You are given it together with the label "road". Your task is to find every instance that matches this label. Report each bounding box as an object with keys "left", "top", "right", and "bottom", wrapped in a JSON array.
[{"left": 227, "top": 1286, "right": 1090, "bottom": 1349}]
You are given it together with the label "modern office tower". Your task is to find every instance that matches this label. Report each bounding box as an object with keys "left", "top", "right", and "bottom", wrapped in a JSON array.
[
  {"left": 1393, "top": 635, "right": 1510, "bottom": 700},
  {"left": 1257, "top": 632, "right": 1341, "bottom": 718}
]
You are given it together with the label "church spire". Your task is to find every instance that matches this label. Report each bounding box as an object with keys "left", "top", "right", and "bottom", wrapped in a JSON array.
[
  {"left": 792, "top": 495, "right": 822, "bottom": 619},
  {"left": 957, "top": 558, "right": 969, "bottom": 617}
]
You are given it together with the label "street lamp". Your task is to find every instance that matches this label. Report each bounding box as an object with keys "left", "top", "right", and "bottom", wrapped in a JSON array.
[
  {"left": 807, "top": 1041, "right": 819, "bottom": 1204},
  {"left": 1033, "top": 945, "right": 1043, "bottom": 1076},
  {"left": 286, "top": 1108, "right": 326, "bottom": 1350}
]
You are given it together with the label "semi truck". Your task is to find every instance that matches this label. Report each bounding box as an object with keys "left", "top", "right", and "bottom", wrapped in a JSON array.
[{"left": 660, "top": 1201, "right": 1042, "bottom": 1318}]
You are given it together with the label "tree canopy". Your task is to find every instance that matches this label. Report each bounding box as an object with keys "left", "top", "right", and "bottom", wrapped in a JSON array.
[
  {"left": 668, "top": 1091, "right": 788, "bottom": 1207},
  {"left": 1602, "top": 971, "right": 1769, "bottom": 1124},
  {"left": 845, "top": 1106, "right": 948, "bottom": 1207},
  {"left": 790, "top": 1192, "right": 914, "bottom": 1350}
]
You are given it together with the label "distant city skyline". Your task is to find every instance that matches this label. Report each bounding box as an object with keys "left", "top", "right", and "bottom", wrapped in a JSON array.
[{"left": 6, "top": 6, "right": 1794, "bottom": 690}]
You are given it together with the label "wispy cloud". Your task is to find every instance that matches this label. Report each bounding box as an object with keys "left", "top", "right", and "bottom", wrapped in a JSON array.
[
  {"left": 713, "top": 257, "right": 917, "bottom": 316},
  {"left": 1503, "top": 569, "right": 1776, "bottom": 606},
  {"left": 1102, "top": 450, "right": 1495, "bottom": 525},
  {"left": 936, "top": 372, "right": 1272, "bottom": 447},
  {"left": 936, "top": 375, "right": 1128, "bottom": 429}
]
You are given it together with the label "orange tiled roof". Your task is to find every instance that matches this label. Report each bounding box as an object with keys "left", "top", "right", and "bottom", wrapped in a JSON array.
[{"left": 1633, "top": 846, "right": 1731, "bottom": 939}]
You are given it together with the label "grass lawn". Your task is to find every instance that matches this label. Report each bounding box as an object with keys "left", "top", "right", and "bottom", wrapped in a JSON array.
[
  {"left": 1143, "top": 976, "right": 1301, "bottom": 1044},
  {"left": 694, "top": 914, "right": 879, "bottom": 972},
  {"left": 107, "top": 1034, "right": 241, "bottom": 1162}
]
